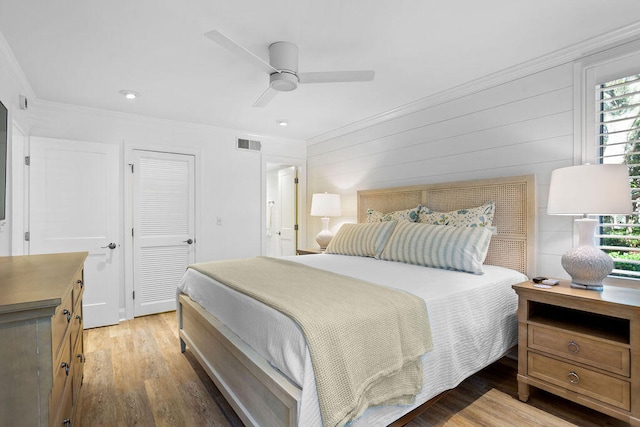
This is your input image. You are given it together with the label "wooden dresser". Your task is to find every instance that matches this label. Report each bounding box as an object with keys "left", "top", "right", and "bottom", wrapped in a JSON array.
[
  {"left": 513, "top": 280, "right": 640, "bottom": 426},
  {"left": 0, "top": 252, "right": 88, "bottom": 426}
]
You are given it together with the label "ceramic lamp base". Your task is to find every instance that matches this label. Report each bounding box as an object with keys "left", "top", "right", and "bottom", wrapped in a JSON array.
[
  {"left": 561, "top": 245, "right": 613, "bottom": 291},
  {"left": 315, "top": 217, "right": 333, "bottom": 250}
]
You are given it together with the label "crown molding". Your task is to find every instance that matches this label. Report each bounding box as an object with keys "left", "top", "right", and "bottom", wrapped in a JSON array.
[
  {"left": 0, "top": 29, "right": 35, "bottom": 99},
  {"left": 306, "top": 21, "right": 640, "bottom": 146}
]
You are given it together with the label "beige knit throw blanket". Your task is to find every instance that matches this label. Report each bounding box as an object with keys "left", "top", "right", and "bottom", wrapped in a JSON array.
[{"left": 189, "top": 257, "right": 433, "bottom": 427}]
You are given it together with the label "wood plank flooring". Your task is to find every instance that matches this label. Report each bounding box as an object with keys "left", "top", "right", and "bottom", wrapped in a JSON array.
[{"left": 80, "top": 312, "right": 629, "bottom": 426}]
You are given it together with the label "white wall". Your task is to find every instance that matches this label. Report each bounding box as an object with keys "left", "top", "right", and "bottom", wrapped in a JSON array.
[
  {"left": 28, "top": 100, "right": 305, "bottom": 258},
  {"left": 305, "top": 39, "right": 640, "bottom": 281},
  {"left": 0, "top": 35, "right": 33, "bottom": 256}
]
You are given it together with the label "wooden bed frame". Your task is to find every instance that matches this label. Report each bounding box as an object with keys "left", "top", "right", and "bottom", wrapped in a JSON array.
[{"left": 178, "top": 174, "right": 537, "bottom": 427}]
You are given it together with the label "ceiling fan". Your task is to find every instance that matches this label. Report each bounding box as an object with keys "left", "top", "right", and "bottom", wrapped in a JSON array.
[{"left": 205, "top": 30, "right": 375, "bottom": 107}]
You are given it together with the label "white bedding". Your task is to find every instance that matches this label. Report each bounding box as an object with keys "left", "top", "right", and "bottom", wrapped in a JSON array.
[{"left": 177, "top": 254, "right": 527, "bottom": 426}]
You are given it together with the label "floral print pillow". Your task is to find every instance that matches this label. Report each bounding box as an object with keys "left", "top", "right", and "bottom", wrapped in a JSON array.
[
  {"left": 418, "top": 201, "right": 495, "bottom": 228},
  {"left": 366, "top": 206, "right": 421, "bottom": 223}
]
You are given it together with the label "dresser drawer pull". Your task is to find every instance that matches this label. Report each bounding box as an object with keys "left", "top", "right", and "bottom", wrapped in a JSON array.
[
  {"left": 76, "top": 314, "right": 82, "bottom": 322},
  {"left": 77, "top": 279, "right": 84, "bottom": 288},
  {"left": 63, "top": 418, "right": 71, "bottom": 426},
  {"left": 567, "top": 371, "right": 580, "bottom": 384},
  {"left": 567, "top": 340, "right": 580, "bottom": 354},
  {"left": 63, "top": 309, "right": 71, "bottom": 322},
  {"left": 61, "top": 362, "right": 70, "bottom": 376},
  {"left": 77, "top": 353, "right": 84, "bottom": 363}
]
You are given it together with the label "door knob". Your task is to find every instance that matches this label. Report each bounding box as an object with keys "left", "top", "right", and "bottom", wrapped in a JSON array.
[
  {"left": 101, "top": 242, "right": 117, "bottom": 249},
  {"left": 183, "top": 238, "right": 194, "bottom": 245}
]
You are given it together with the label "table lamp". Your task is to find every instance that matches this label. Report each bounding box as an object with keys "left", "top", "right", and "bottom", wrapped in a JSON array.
[
  {"left": 310, "top": 193, "right": 341, "bottom": 249},
  {"left": 547, "top": 164, "right": 632, "bottom": 290}
]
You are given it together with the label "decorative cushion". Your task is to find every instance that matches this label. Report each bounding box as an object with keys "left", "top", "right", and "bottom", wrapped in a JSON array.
[
  {"left": 325, "top": 221, "right": 398, "bottom": 258},
  {"left": 366, "top": 206, "right": 420, "bottom": 223},
  {"left": 418, "top": 201, "right": 495, "bottom": 228},
  {"left": 379, "top": 220, "right": 493, "bottom": 274}
]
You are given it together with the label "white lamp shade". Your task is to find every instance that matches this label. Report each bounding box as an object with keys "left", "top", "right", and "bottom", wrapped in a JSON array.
[
  {"left": 310, "top": 193, "right": 342, "bottom": 217},
  {"left": 547, "top": 164, "right": 632, "bottom": 215}
]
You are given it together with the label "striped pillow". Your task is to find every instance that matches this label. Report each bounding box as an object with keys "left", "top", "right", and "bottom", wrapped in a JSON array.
[
  {"left": 379, "top": 220, "right": 493, "bottom": 274},
  {"left": 325, "top": 221, "right": 398, "bottom": 258}
]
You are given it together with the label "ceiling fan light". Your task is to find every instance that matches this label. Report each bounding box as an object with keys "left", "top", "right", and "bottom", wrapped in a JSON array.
[{"left": 270, "top": 72, "right": 298, "bottom": 92}]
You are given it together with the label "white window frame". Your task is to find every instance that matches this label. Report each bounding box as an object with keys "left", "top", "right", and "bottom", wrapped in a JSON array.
[{"left": 577, "top": 41, "right": 640, "bottom": 288}]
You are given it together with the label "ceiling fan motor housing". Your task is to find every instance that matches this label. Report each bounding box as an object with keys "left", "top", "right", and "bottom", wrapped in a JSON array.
[{"left": 269, "top": 41, "right": 299, "bottom": 91}]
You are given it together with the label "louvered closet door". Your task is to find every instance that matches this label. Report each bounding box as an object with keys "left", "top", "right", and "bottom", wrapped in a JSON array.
[{"left": 133, "top": 150, "right": 195, "bottom": 317}]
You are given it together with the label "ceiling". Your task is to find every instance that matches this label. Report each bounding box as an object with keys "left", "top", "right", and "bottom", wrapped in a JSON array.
[{"left": 1, "top": 1, "right": 640, "bottom": 141}]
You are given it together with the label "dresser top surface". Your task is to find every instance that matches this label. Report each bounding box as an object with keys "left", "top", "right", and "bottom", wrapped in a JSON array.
[{"left": 0, "top": 252, "right": 88, "bottom": 315}]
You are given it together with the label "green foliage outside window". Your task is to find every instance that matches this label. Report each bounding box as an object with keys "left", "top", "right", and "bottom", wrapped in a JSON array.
[{"left": 598, "top": 74, "right": 640, "bottom": 277}]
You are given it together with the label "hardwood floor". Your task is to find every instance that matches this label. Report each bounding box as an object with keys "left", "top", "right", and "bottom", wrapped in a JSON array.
[{"left": 80, "top": 312, "right": 629, "bottom": 426}]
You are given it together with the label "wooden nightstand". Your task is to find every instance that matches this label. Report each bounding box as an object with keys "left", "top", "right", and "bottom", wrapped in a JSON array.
[
  {"left": 296, "top": 248, "right": 324, "bottom": 255},
  {"left": 512, "top": 280, "right": 640, "bottom": 426}
]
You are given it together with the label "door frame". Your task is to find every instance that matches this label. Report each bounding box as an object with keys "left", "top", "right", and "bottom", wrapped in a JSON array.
[
  {"left": 261, "top": 155, "right": 306, "bottom": 255},
  {"left": 9, "top": 122, "right": 27, "bottom": 256},
  {"left": 124, "top": 144, "right": 201, "bottom": 321}
]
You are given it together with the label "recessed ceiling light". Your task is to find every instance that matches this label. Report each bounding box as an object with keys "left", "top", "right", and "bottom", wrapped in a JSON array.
[
  {"left": 276, "top": 119, "right": 288, "bottom": 127},
  {"left": 119, "top": 90, "right": 140, "bottom": 100}
]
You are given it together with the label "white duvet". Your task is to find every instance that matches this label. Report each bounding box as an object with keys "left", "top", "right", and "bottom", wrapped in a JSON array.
[{"left": 177, "top": 254, "right": 526, "bottom": 426}]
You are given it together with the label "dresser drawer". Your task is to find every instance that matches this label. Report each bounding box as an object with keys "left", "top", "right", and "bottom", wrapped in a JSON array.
[
  {"left": 71, "top": 305, "right": 83, "bottom": 349},
  {"left": 72, "top": 340, "right": 84, "bottom": 407},
  {"left": 51, "top": 333, "right": 72, "bottom": 415},
  {"left": 528, "top": 352, "right": 630, "bottom": 410},
  {"left": 52, "top": 289, "right": 73, "bottom": 360},
  {"left": 51, "top": 375, "right": 73, "bottom": 427},
  {"left": 72, "top": 269, "right": 84, "bottom": 309},
  {"left": 528, "top": 324, "right": 630, "bottom": 376}
]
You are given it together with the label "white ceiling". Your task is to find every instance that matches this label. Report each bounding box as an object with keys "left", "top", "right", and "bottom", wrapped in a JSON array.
[{"left": 1, "top": 1, "right": 640, "bottom": 141}]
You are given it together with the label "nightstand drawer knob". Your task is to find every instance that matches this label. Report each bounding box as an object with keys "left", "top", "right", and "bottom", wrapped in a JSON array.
[
  {"left": 568, "top": 371, "right": 580, "bottom": 384},
  {"left": 567, "top": 340, "right": 580, "bottom": 354}
]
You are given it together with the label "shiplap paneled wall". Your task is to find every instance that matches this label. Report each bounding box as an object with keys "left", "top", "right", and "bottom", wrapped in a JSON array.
[{"left": 307, "top": 63, "right": 577, "bottom": 279}]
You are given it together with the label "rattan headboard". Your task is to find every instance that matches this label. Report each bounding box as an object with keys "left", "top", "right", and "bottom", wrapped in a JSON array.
[{"left": 357, "top": 175, "right": 536, "bottom": 277}]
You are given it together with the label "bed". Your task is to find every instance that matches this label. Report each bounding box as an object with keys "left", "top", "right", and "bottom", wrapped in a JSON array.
[{"left": 177, "top": 174, "right": 536, "bottom": 427}]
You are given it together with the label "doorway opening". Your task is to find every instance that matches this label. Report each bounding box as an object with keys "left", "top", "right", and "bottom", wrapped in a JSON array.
[{"left": 265, "top": 162, "right": 299, "bottom": 257}]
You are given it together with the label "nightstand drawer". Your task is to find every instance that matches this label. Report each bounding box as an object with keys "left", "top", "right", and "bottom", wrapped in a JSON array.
[
  {"left": 528, "top": 324, "right": 630, "bottom": 376},
  {"left": 528, "top": 352, "right": 630, "bottom": 410}
]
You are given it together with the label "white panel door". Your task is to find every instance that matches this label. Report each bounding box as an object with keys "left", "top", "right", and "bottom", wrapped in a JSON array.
[
  {"left": 278, "top": 166, "right": 297, "bottom": 256},
  {"left": 133, "top": 150, "right": 195, "bottom": 317},
  {"left": 29, "top": 137, "right": 120, "bottom": 328}
]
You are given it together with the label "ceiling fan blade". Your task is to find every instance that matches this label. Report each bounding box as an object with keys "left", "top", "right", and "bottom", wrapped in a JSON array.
[
  {"left": 252, "top": 87, "right": 278, "bottom": 107},
  {"left": 298, "top": 70, "right": 375, "bottom": 84},
  {"left": 205, "top": 30, "right": 280, "bottom": 75}
]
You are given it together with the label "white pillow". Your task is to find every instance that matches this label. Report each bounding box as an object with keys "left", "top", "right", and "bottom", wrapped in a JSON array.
[
  {"left": 325, "top": 221, "right": 398, "bottom": 258},
  {"left": 379, "top": 220, "right": 493, "bottom": 274}
]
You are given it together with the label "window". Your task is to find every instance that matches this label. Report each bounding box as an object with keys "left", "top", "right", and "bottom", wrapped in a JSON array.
[{"left": 596, "top": 73, "right": 640, "bottom": 278}]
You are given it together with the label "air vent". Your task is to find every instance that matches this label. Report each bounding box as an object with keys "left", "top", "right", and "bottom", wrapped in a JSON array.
[{"left": 237, "top": 138, "right": 261, "bottom": 152}]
